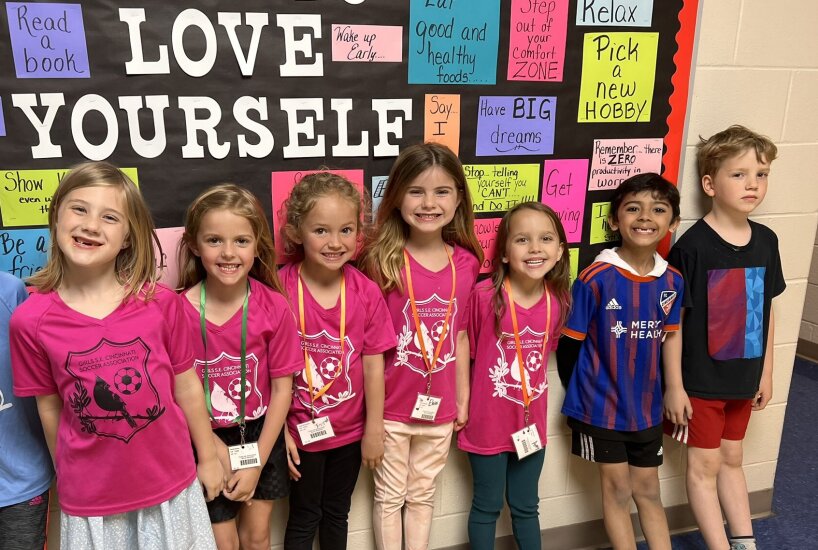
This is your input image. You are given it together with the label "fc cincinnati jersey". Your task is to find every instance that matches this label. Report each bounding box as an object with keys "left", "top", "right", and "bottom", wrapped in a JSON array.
[{"left": 561, "top": 254, "right": 684, "bottom": 432}]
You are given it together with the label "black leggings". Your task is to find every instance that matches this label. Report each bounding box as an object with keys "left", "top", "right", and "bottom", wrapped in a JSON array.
[{"left": 283, "top": 441, "right": 362, "bottom": 550}]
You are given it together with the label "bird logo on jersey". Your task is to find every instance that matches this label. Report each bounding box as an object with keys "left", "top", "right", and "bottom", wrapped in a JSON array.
[
  {"left": 488, "top": 327, "right": 548, "bottom": 406},
  {"left": 294, "top": 330, "right": 355, "bottom": 413},
  {"left": 66, "top": 338, "right": 164, "bottom": 443},
  {"left": 395, "top": 294, "right": 457, "bottom": 376},
  {"left": 193, "top": 351, "right": 265, "bottom": 424}
]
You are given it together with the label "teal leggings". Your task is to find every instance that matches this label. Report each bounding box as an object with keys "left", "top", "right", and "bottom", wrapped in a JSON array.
[{"left": 467, "top": 449, "right": 545, "bottom": 550}]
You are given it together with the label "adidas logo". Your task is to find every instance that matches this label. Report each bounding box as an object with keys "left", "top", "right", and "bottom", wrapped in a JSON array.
[
  {"left": 657, "top": 446, "right": 664, "bottom": 456},
  {"left": 606, "top": 298, "right": 622, "bottom": 310}
]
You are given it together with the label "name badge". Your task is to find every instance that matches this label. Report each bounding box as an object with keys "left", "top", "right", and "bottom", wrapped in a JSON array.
[
  {"left": 228, "top": 442, "right": 261, "bottom": 470},
  {"left": 511, "top": 424, "right": 542, "bottom": 460},
  {"left": 297, "top": 416, "right": 336, "bottom": 445},
  {"left": 410, "top": 393, "right": 442, "bottom": 422}
]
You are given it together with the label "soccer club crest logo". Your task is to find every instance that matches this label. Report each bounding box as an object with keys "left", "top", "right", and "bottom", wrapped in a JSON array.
[
  {"left": 194, "top": 352, "right": 264, "bottom": 423},
  {"left": 294, "top": 330, "right": 355, "bottom": 413},
  {"left": 395, "top": 294, "right": 457, "bottom": 376},
  {"left": 660, "top": 290, "right": 677, "bottom": 316},
  {"left": 489, "top": 328, "right": 548, "bottom": 406},
  {"left": 66, "top": 338, "right": 163, "bottom": 443}
]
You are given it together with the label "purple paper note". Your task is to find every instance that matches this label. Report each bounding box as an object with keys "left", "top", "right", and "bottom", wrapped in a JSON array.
[
  {"left": 541, "top": 159, "right": 589, "bottom": 243},
  {"left": 0, "top": 98, "right": 5, "bottom": 136},
  {"left": 476, "top": 96, "right": 556, "bottom": 156},
  {"left": 6, "top": 3, "right": 90, "bottom": 79}
]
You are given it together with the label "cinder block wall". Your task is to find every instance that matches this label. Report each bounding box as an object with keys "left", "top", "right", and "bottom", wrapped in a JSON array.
[{"left": 42, "top": 1, "right": 818, "bottom": 548}]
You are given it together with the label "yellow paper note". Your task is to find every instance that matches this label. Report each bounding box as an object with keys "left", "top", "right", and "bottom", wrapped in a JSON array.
[
  {"left": 0, "top": 168, "right": 139, "bottom": 227},
  {"left": 589, "top": 202, "right": 618, "bottom": 244},
  {"left": 464, "top": 164, "right": 540, "bottom": 214},
  {"left": 578, "top": 32, "right": 658, "bottom": 123}
]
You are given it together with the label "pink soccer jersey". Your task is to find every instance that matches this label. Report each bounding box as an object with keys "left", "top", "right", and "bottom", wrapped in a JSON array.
[
  {"left": 182, "top": 278, "right": 303, "bottom": 429},
  {"left": 281, "top": 263, "right": 396, "bottom": 451},
  {"left": 382, "top": 246, "right": 480, "bottom": 424},
  {"left": 458, "top": 279, "right": 562, "bottom": 454},
  {"left": 10, "top": 285, "right": 198, "bottom": 517}
]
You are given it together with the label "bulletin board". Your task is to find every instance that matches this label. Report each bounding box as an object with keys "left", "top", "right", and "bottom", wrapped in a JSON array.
[{"left": 0, "top": 0, "right": 699, "bottom": 284}]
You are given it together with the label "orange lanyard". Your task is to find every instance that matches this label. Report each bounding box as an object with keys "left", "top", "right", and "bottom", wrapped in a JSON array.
[
  {"left": 403, "top": 246, "right": 456, "bottom": 394},
  {"left": 504, "top": 276, "right": 551, "bottom": 425},
  {"left": 297, "top": 265, "right": 346, "bottom": 417}
]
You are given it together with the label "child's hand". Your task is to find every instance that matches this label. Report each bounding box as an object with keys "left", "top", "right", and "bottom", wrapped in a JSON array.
[
  {"left": 753, "top": 372, "right": 773, "bottom": 411},
  {"left": 663, "top": 386, "right": 692, "bottom": 426},
  {"left": 214, "top": 437, "right": 232, "bottom": 481},
  {"left": 224, "top": 467, "right": 261, "bottom": 503},
  {"left": 284, "top": 430, "right": 302, "bottom": 481},
  {"left": 361, "top": 429, "right": 384, "bottom": 469},
  {"left": 454, "top": 404, "right": 468, "bottom": 432},
  {"left": 197, "top": 456, "right": 225, "bottom": 502}
]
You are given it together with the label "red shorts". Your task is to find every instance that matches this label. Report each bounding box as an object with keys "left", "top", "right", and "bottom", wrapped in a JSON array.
[{"left": 663, "top": 397, "right": 752, "bottom": 449}]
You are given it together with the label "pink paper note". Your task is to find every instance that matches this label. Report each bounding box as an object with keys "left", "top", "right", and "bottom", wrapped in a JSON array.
[
  {"left": 589, "top": 138, "right": 663, "bottom": 190},
  {"left": 331, "top": 24, "right": 402, "bottom": 62},
  {"left": 474, "top": 218, "right": 502, "bottom": 274},
  {"left": 155, "top": 227, "right": 185, "bottom": 289},
  {"left": 507, "top": 0, "right": 569, "bottom": 82},
  {"left": 541, "top": 159, "right": 589, "bottom": 243}
]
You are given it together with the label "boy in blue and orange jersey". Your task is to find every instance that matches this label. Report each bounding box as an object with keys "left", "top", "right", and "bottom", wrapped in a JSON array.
[{"left": 557, "top": 173, "right": 683, "bottom": 550}]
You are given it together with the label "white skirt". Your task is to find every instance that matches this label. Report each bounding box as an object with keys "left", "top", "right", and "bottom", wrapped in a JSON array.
[{"left": 60, "top": 479, "right": 216, "bottom": 550}]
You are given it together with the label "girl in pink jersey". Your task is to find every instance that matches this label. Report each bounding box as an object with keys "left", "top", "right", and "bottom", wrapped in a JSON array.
[
  {"left": 279, "top": 172, "right": 396, "bottom": 550},
  {"left": 458, "top": 202, "right": 571, "bottom": 550},
  {"left": 9, "top": 161, "right": 222, "bottom": 549},
  {"left": 177, "top": 184, "right": 302, "bottom": 550},
  {"left": 360, "top": 143, "right": 483, "bottom": 550}
]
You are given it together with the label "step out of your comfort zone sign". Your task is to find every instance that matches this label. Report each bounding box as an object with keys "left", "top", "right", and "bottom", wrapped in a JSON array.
[{"left": 0, "top": 0, "right": 698, "bottom": 285}]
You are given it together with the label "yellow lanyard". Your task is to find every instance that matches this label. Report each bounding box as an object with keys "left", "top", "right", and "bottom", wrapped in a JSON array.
[
  {"left": 297, "top": 266, "right": 346, "bottom": 418},
  {"left": 504, "top": 276, "right": 551, "bottom": 425},
  {"left": 403, "top": 246, "right": 456, "bottom": 394}
]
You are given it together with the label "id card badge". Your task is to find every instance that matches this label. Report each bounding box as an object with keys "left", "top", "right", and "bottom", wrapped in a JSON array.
[
  {"left": 228, "top": 442, "right": 261, "bottom": 470},
  {"left": 511, "top": 424, "right": 542, "bottom": 460},
  {"left": 410, "top": 393, "right": 442, "bottom": 422},
  {"left": 296, "top": 416, "right": 336, "bottom": 445}
]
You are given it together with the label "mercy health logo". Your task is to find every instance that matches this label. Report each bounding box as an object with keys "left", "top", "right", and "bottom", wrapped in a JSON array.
[
  {"left": 606, "top": 298, "right": 622, "bottom": 310},
  {"left": 294, "top": 330, "right": 355, "bottom": 414},
  {"left": 611, "top": 320, "right": 663, "bottom": 339}
]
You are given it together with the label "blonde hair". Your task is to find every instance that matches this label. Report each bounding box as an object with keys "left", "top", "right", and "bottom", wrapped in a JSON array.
[
  {"left": 697, "top": 125, "right": 778, "bottom": 180},
  {"left": 490, "top": 202, "right": 571, "bottom": 336},
  {"left": 360, "top": 143, "right": 483, "bottom": 292},
  {"left": 280, "top": 171, "right": 363, "bottom": 259},
  {"left": 29, "top": 161, "right": 160, "bottom": 301},
  {"left": 177, "top": 184, "right": 283, "bottom": 293}
]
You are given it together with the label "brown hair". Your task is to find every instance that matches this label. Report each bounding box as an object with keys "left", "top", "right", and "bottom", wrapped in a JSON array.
[
  {"left": 490, "top": 202, "right": 571, "bottom": 336},
  {"left": 697, "top": 125, "right": 778, "bottom": 180},
  {"left": 279, "top": 171, "right": 363, "bottom": 259},
  {"left": 28, "top": 161, "right": 160, "bottom": 300},
  {"left": 177, "top": 184, "right": 282, "bottom": 293},
  {"left": 360, "top": 143, "right": 483, "bottom": 292}
]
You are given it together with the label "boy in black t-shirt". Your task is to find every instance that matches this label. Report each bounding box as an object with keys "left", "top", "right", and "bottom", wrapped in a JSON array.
[{"left": 663, "top": 125, "right": 785, "bottom": 550}]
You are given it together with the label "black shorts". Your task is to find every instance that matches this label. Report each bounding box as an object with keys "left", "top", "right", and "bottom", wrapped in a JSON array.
[
  {"left": 202, "top": 417, "right": 290, "bottom": 523},
  {"left": 571, "top": 423, "right": 664, "bottom": 468}
]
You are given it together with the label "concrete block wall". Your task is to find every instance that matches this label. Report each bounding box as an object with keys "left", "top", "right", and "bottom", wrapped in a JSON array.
[{"left": 41, "top": 1, "right": 818, "bottom": 548}]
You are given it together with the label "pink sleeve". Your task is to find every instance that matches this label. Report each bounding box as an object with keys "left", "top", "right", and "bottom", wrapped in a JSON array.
[
  {"left": 163, "top": 290, "right": 195, "bottom": 375},
  {"left": 363, "top": 289, "right": 397, "bottom": 355},
  {"left": 548, "top": 297, "right": 563, "bottom": 353},
  {"left": 467, "top": 287, "right": 483, "bottom": 360},
  {"left": 266, "top": 295, "right": 303, "bottom": 379},
  {"left": 10, "top": 307, "right": 56, "bottom": 396}
]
